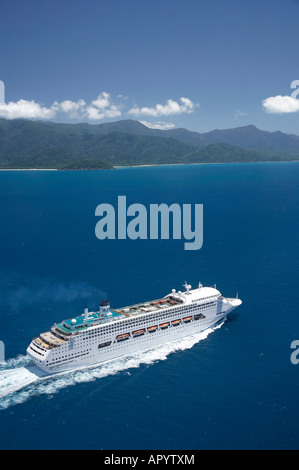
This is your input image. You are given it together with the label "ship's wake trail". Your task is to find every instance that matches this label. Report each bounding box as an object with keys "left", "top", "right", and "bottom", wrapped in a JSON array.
[
  {"left": 0, "top": 356, "right": 48, "bottom": 404},
  {"left": 0, "top": 322, "right": 225, "bottom": 410}
]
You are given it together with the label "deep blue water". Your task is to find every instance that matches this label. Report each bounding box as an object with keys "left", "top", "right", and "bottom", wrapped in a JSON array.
[{"left": 0, "top": 162, "right": 298, "bottom": 450}]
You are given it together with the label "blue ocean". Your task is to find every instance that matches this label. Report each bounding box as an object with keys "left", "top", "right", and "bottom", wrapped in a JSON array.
[{"left": 0, "top": 162, "right": 298, "bottom": 450}]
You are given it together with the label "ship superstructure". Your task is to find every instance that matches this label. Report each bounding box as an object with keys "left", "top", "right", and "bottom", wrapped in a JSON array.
[{"left": 27, "top": 281, "right": 242, "bottom": 374}]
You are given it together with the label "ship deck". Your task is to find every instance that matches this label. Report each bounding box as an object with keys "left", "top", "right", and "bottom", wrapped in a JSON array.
[
  {"left": 113, "top": 296, "right": 183, "bottom": 317},
  {"left": 55, "top": 296, "right": 184, "bottom": 334},
  {"left": 34, "top": 331, "right": 66, "bottom": 349}
]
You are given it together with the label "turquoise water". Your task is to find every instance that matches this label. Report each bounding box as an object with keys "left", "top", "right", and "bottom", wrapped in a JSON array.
[{"left": 0, "top": 162, "right": 298, "bottom": 450}]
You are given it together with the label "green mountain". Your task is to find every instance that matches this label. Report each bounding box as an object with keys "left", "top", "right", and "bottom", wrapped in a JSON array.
[
  {"left": 97, "top": 120, "right": 299, "bottom": 155},
  {"left": 192, "top": 125, "right": 299, "bottom": 154},
  {"left": 0, "top": 118, "right": 298, "bottom": 169}
]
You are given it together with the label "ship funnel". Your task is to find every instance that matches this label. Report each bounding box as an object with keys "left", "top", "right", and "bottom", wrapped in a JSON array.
[{"left": 100, "top": 300, "right": 110, "bottom": 316}]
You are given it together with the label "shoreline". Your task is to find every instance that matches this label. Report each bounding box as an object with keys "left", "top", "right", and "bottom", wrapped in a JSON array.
[
  {"left": 0, "top": 160, "right": 298, "bottom": 171},
  {"left": 0, "top": 168, "right": 58, "bottom": 171},
  {"left": 113, "top": 160, "right": 299, "bottom": 169}
]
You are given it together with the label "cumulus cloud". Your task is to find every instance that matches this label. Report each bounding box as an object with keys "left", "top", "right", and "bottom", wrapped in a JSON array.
[
  {"left": 85, "top": 92, "right": 122, "bottom": 120},
  {"left": 52, "top": 99, "right": 86, "bottom": 118},
  {"left": 54, "top": 92, "right": 122, "bottom": 121},
  {"left": 262, "top": 95, "right": 299, "bottom": 114},
  {"left": 128, "top": 97, "right": 197, "bottom": 117},
  {"left": 0, "top": 99, "right": 56, "bottom": 120},
  {"left": 0, "top": 92, "right": 123, "bottom": 121},
  {"left": 0, "top": 92, "right": 198, "bottom": 122},
  {"left": 140, "top": 121, "right": 176, "bottom": 130}
]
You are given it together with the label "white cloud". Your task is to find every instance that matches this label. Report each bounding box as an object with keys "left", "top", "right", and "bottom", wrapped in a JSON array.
[
  {"left": 140, "top": 120, "right": 176, "bottom": 130},
  {"left": 89, "top": 92, "right": 122, "bottom": 118},
  {"left": 262, "top": 95, "right": 299, "bottom": 114},
  {"left": 91, "top": 92, "right": 111, "bottom": 109},
  {"left": 0, "top": 92, "right": 197, "bottom": 123},
  {"left": 0, "top": 92, "right": 123, "bottom": 121},
  {"left": 117, "top": 94, "right": 129, "bottom": 100},
  {"left": 234, "top": 109, "right": 248, "bottom": 119},
  {"left": 85, "top": 106, "right": 105, "bottom": 121},
  {"left": 0, "top": 99, "right": 56, "bottom": 120},
  {"left": 52, "top": 99, "right": 86, "bottom": 118},
  {"left": 54, "top": 92, "right": 122, "bottom": 120},
  {"left": 128, "top": 97, "right": 198, "bottom": 117}
]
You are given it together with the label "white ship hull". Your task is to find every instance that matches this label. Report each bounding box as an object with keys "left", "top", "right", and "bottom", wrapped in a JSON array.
[{"left": 27, "top": 283, "right": 242, "bottom": 375}]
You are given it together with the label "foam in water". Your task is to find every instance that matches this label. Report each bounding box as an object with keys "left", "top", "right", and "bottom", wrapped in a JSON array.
[{"left": 0, "top": 322, "right": 224, "bottom": 410}]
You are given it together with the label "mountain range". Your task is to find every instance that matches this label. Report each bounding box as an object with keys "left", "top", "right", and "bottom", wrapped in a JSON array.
[{"left": 0, "top": 118, "right": 298, "bottom": 169}]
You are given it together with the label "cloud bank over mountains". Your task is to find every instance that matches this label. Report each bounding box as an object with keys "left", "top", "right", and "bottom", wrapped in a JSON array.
[
  {"left": 127, "top": 97, "right": 197, "bottom": 117},
  {"left": 0, "top": 92, "right": 198, "bottom": 129},
  {"left": 1, "top": 83, "right": 298, "bottom": 130}
]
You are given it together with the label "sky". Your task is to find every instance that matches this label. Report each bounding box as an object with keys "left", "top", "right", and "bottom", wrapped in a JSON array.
[{"left": 0, "top": 0, "right": 299, "bottom": 134}]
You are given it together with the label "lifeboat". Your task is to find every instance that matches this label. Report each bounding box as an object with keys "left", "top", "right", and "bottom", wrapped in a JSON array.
[
  {"left": 183, "top": 316, "right": 192, "bottom": 322},
  {"left": 132, "top": 329, "right": 146, "bottom": 337},
  {"left": 147, "top": 325, "right": 158, "bottom": 333},
  {"left": 171, "top": 319, "right": 181, "bottom": 326},
  {"left": 160, "top": 322, "right": 170, "bottom": 329},
  {"left": 116, "top": 333, "right": 130, "bottom": 341}
]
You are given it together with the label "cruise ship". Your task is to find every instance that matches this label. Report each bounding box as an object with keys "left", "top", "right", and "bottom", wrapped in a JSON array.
[{"left": 27, "top": 282, "right": 242, "bottom": 374}]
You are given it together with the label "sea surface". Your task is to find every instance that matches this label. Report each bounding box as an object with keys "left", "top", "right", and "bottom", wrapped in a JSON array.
[{"left": 0, "top": 162, "right": 298, "bottom": 450}]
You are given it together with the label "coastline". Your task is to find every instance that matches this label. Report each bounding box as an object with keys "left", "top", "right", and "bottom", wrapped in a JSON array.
[
  {"left": 0, "top": 169, "right": 58, "bottom": 171},
  {"left": 113, "top": 160, "right": 299, "bottom": 169},
  {"left": 0, "top": 160, "right": 298, "bottom": 171}
]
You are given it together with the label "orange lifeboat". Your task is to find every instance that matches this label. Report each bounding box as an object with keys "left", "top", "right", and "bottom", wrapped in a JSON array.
[
  {"left": 183, "top": 316, "right": 192, "bottom": 322},
  {"left": 147, "top": 325, "right": 158, "bottom": 333},
  {"left": 116, "top": 333, "right": 130, "bottom": 341},
  {"left": 132, "top": 329, "right": 146, "bottom": 337}
]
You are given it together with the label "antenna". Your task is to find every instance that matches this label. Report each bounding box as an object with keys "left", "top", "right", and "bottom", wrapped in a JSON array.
[
  {"left": 183, "top": 281, "right": 192, "bottom": 294},
  {"left": 236, "top": 292, "right": 239, "bottom": 299}
]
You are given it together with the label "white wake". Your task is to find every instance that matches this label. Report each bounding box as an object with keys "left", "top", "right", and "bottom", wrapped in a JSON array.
[{"left": 0, "top": 322, "right": 224, "bottom": 410}]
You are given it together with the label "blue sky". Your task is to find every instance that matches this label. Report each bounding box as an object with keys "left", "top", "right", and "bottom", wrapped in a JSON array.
[{"left": 0, "top": 0, "right": 299, "bottom": 134}]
